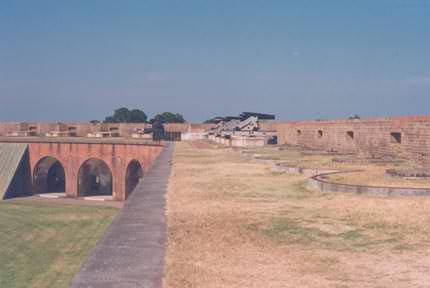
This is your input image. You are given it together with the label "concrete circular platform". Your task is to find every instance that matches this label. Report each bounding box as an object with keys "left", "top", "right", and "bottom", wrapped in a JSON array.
[
  {"left": 246, "top": 150, "right": 430, "bottom": 197},
  {"left": 308, "top": 171, "right": 430, "bottom": 197}
]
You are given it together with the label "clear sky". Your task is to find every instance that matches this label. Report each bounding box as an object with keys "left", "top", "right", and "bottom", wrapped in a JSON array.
[{"left": 0, "top": 0, "right": 429, "bottom": 122}]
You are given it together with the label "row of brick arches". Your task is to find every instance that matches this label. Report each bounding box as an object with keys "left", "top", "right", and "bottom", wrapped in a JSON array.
[{"left": 33, "top": 156, "right": 144, "bottom": 198}]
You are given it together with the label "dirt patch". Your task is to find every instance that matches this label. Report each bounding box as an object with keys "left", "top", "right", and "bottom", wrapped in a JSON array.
[
  {"left": 165, "top": 143, "right": 430, "bottom": 287},
  {"left": 190, "top": 140, "right": 212, "bottom": 149}
]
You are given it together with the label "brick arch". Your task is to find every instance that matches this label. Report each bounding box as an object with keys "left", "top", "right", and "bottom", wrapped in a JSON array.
[
  {"left": 32, "top": 156, "right": 66, "bottom": 194},
  {"left": 77, "top": 158, "right": 113, "bottom": 198},
  {"left": 27, "top": 141, "right": 163, "bottom": 201},
  {"left": 31, "top": 154, "right": 67, "bottom": 175},
  {"left": 125, "top": 159, "right": 144, "bottom": 199},
  {"left": 76, "top": 157, "right": 114, "bottom": 176}
]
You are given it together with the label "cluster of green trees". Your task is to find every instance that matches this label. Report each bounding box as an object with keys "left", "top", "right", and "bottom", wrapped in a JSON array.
[
  {"left": 104, "top": 108, "right": 148, "bottom": 123},
  {"left": 92, "top": 107, "right": 186, "bottom": 124},
  {"left": 149, "top": 112, "right": 185, "bottom": 124}
]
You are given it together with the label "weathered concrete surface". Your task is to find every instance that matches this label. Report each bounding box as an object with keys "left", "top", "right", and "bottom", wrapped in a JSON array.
[
  {"left": 70, "top": 143, "right": 174, "bottom": 288},
  {"left": 0, "top": 143, "right": 28, "bottom": 199}
]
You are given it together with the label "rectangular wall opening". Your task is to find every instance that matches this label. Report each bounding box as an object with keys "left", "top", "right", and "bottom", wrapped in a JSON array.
[
  {"left": 346, "top": 131, "right": 354, "bottom": 140},
  {"left": 68, "top": 126, "right": 77, "bottom": 136},
  {"left": 317, "top": 130, "right": 323, "bottom": 138},
  {"left": 390, "top": 132, "right": 402, "bottom": 144}
]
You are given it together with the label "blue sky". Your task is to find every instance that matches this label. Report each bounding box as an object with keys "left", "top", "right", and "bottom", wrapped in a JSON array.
[{"left": 0, "top": 0, "right": 429, "bottom": 122}]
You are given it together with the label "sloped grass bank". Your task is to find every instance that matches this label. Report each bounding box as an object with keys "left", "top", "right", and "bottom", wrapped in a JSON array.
[{"left": 0, "top": 199, "right": 118, "bottom": 288}]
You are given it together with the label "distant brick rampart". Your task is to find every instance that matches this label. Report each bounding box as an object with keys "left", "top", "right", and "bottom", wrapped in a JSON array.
[
  {"left": 0, "top": 122, "right": 215, "bottom": 137},
  {"left": 0, "top": 122, "right": 147, "bottom": 137},
  {"left": 276, "top": 116, "right": 430, "bottom": 165}
]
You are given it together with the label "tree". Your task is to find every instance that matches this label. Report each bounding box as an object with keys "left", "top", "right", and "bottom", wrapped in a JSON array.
[
  {"left": 150, "top": 112, "right": 185, "bottom": 124},
  {"left": 111, "top": 107, "right": 131, "bottom": 123},
  {"left": 103, "top": 107, "right": 147, "bottom": 123},
  {"left": 130, "top": 109, "right": 147, "bottom": 123}
]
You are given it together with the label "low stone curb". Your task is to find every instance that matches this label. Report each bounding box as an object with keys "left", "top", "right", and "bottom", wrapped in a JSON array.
[
  {"left": 307, "top": 170, "right": 430, "bottom": 197},
  {"left": 244, "top": 149, "right": 430, "bottom": 197},
  {"left": 271, "top": 159, "right": 430, "bottom": 197},
  {"left": 272, "top": 163, "right": 339, "bottom": 177}
]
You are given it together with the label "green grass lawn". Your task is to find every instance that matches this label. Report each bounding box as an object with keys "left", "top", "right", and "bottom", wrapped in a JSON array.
[{"left": 0, "top": 199, "right": 118, "bottom": 288}]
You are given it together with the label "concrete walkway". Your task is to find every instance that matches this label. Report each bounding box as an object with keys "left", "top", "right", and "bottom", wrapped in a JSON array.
[{"left": 70, "top": 143, "right": 174, "bottom": 288}]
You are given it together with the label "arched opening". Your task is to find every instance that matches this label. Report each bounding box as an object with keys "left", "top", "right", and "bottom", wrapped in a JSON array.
[
  {"left": 77, "top": 158, "right": 112, "bottom": 197},
  {"left": 33, "top": 157, "right": 65, "bottom": 194},
  {"left": 125, "top": 160, "right": 144, "bottom": 198}
]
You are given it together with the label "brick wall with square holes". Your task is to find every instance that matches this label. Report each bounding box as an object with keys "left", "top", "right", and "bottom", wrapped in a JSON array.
[{"left": 276, "top": 116, "right": 430, "bottom": 165}]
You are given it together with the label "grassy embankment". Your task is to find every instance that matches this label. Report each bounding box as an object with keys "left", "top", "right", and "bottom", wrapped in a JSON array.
[{"left": 0, "top": 199, "right": 117, "bottom": 288}]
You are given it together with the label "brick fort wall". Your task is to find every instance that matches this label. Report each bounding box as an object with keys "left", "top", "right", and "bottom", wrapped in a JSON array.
[{"left": 276, "top": 116, "right": 430, "bottom": 165}]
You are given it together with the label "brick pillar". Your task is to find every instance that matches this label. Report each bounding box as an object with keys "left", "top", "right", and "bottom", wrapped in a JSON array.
[
  {"left": 111, "top": 156, "right": 125, "bottom": 201},
  {"left": 65, "top": 159, "right": 78, "bottom": 198}
]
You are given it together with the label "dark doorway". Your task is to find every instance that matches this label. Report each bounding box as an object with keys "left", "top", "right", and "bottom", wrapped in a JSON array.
[
  {"left": 125, "top": 160, "right": 144, "bottom": 198},
  {"left": 77, "top": 159, "right": 112, "bottom": 197},
  {"left": 267, "top": 136, "right": 278, "bottom": 145},
  {"left": 33, "top": 157, "right": 66, "bottom": 194}
]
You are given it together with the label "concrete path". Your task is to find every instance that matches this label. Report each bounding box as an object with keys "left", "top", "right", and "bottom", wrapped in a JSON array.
[{"left": 70, "top": 143, "right": 174, "bottom": 288}]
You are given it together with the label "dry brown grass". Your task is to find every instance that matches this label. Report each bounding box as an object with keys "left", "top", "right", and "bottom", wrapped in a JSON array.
[
  {"left": 248, "top": 146, "right": 430, "bottom": 188},
  {"left": 165, "top": 142, "right": 430, "bottom": 288}
]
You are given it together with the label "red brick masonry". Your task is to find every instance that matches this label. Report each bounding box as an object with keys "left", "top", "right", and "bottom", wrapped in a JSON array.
[
  {"left": 0, "top": 122, "right": 215, "bottom": 137},
  {"left": 0, "top": 137, "right": 163, "bottom": 201},
  {"left": 276, "top": 115, "right": 430, "bottom": 165}
]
